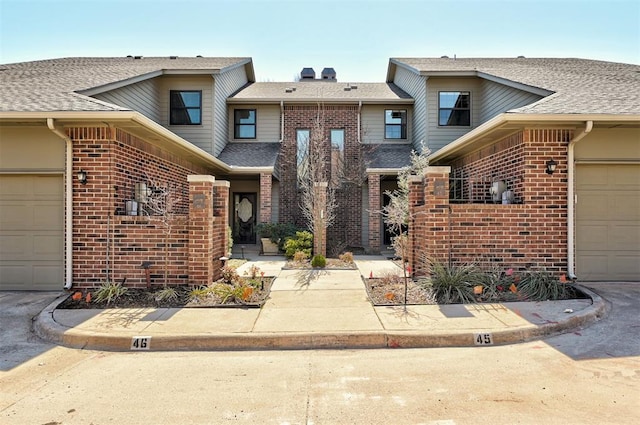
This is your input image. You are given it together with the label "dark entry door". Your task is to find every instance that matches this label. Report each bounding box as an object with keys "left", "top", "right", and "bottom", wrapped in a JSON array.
[{"left": 233, "top": 193, "right": 257, "bottom": 244}]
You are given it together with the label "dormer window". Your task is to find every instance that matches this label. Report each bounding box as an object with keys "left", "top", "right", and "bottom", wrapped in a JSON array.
[
  {"left": 385, "top": 109, "right": 407, "bottom": 139},
  {"left": 170, "top": 91, "right": 202, "bottom": 125},
  {"left": 439, "top": 91, "right": 470, "bottom": 126},
  {"left": 234, "top": 109, "right": 256, "bottom": 139}
]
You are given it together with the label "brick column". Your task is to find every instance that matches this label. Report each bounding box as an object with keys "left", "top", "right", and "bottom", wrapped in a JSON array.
[
  {"left": 212, "top": 180, "right": 230, "bottom": 280},
  {"left": 314, "top": 182, "right": 328, "bottom": 257},
  {"left": 259, "top": 172, "right": 272, "bottom": 224},
  {"left": 367, "top": 173, "right": 381, "bottom": 253},
  {"left": 188, "top": 175, "right": 215, "bottom": 286}
]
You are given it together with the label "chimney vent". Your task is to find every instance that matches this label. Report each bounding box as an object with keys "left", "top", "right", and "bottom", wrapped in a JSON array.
[
  {"left": 300, "top": 67, "right": 315, "bottom": 79},
  {"left": 321, "top": 67, "right": 336, "bottom": 81}
]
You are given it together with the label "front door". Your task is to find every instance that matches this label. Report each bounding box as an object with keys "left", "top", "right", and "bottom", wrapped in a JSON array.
[{"left": 233, "top": 193, "right": 257, "bottom": 244}]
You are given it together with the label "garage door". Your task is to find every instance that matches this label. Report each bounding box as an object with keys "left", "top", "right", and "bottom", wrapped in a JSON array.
[
  {"left": 0, "top": 175, "right": 63, "bottom": 290},
  {"left": 576, "top": 164, "right": 640, "bottom": 281}
]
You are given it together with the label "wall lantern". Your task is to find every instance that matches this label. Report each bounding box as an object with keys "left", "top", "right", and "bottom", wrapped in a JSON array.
[
  {"left": 134, "top": 182, "right": 151, "bottom": 204},
  {"left": 77, "top": 169, "right": 88, "bottom": 184},
  {"left": 545, "top": 159, "right": 558, "bottom": 175}
]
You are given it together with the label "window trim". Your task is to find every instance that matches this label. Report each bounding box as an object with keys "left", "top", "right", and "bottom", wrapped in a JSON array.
[
  {"left": 438, "top": 91, "right": 471, "bottom": 127},
  {"left": 384, "top": 109, "right": 407, "bottom": 140},
  {"left": 234, "top": 109, "right": 257, "bottom": 139},
  {"left": 169, "top": 90, "right": 202, "bottom": 126}
]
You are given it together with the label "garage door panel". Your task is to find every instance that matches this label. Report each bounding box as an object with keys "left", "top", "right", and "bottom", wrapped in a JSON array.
[
  {"left": 577, "top": 164, "right": 640, "bottom": 281},
  {"left": 0, "top": 175, "right": 63, "bottom": 290}
]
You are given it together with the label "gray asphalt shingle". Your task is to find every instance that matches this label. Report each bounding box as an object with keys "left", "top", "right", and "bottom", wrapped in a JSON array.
[
  {"left": 217, "top": 142, "right": 280, "bottom": 168},
  {"left": 391, "top": 57, "right": 640, "bottom": 115},
  {"left": 230, "top": 82, "right": 412, "bottom": 102}
]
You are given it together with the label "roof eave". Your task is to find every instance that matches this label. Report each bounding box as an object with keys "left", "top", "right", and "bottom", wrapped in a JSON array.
[{"left": 227, "top": 98, "right": 414, "bottom": 104}]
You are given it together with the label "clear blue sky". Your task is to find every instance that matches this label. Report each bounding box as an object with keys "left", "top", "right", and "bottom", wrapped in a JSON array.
[{"left": 1, "top": 0, "right": 638, "bottom": 82}]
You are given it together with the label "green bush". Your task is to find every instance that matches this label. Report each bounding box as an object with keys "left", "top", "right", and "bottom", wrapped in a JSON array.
[
  {"left": 256, "top": 222, "right": 298, "bottom": 250},
  {"left": 93, "top": 281, "right": 128, "bottom": 305},
  {"left": 422, "top": 261, "right": 479, "bottom": 304},
  {"left": 284, "top": 231, "right": 313, "bottom": 259},
  {"left": 518, "top": 271, "right": 572, "bottom": 301},
  {"left": 311, "top": 254, "right": 326, "bottom": 268}
]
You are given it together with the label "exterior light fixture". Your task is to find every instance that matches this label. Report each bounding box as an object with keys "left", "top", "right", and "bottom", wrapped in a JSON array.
[
  {"left": 135, "top": 182, "right": 151, "bottom": 204},
  {"left": 545, "top": 159, "right": 557, "bottom": 175},
  {"left": 77, "top": 169, "right": 88, "bottom": 184}
]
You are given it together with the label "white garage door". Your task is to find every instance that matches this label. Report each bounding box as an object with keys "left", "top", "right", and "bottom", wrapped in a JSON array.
[
  {"left": 0, "top": 175, "right": 63, "bottom": 290},
  {"left": 576, "top": 164, "right": 640, "bottom": 281}
]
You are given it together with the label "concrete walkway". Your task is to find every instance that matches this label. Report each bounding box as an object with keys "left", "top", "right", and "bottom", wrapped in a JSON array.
[{"left": 35, "top": 256, "right": 606, "bottom": 351}]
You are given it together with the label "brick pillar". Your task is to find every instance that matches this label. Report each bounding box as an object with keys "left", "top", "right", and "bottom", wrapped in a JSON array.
[
  {"left": 212, "top": 181, "right": 230, "bottom": 280},
  {"left": 314, "top": 182, "right": 328, "bottom": 257},
  {"left": 188, "top": 175, "right": 215, "bottom": 286},
  {"left": 368, "top": 173, "right": 381, "bottom": 253},
  {"left": 408, "top": 167, "right": 451, "bottom": 277},
  {"left": 259, "top": 172, "right": 272, "bottom": 223}
]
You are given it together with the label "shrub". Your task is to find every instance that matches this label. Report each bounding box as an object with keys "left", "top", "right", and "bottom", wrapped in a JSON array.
[
  {"left": 518, "top": 271, "right": 572, "bottom": 301},
  {"left": 293, "top": 250, "right": 309, "bottom": 262},
  {"left": 257, "top": 222, "right": 298, "bottom": 250},
  {"left": 244, "top": 264, "right": 262, "bottom": 280},
  {"left": 284, "top": 231, "right": 313, "bottom": 259},
  {"left": 93, "top": 281, "right": 128, "bottom": 305},
  {"left": 154, "top": 287, "right": 178, "bottom": 302},
  {"left": 311, "top": 254, "right": 326, "bottom": 268},
  {"left": 221, "top": 265, "right": 241, "bottom": 284},
  {"left": 338, "top": 251, "right": 354, "bottom": 264},
  {"left": 422, "top": 261, "right": 479, "bottom": 304}
]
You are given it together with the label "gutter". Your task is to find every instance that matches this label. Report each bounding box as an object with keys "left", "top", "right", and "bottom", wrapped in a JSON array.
[
  {"left": 567, "top": 120, "right": 593, "bottom": 279},
  {"left": 46, "top": 118, "right": 73, "bottom": 290},
  {"left": 358, "top": 101, "right": 362, "bottom": 144}
]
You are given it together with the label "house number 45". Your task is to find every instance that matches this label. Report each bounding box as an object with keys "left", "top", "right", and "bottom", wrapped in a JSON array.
[{"left": 473, "top": 333, "right": 493, "bottom": 345}]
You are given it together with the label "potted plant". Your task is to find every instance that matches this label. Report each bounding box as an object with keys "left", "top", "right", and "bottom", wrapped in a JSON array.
[{"left": 256, "top": 223, "right": 297, "bottom": 255}]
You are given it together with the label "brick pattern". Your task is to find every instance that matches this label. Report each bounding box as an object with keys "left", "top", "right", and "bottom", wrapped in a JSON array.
[
  {"left": 68, "top": 127, "right": 228, "bottom": 288},
  {"left": 259, "top": 172, "right": 272, "bottom": 223},
  {"left": 410, "top": 129, "right": 572, "bottom": 277},
  {"left": 368, "top": 173, "right": 381, "bottom": 252},
  {"left": 278, "top": 104, "right": 363, "bottom": 253}
]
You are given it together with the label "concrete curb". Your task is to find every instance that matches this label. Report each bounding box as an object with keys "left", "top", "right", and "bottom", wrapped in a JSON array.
[{"left": 34, "top": 284, "right": 607, "bottom": 352}]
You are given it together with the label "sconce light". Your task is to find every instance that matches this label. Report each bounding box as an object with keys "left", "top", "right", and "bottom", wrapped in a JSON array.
[
  {"left": 545, "top": 159, "right": 557, "bottom": 175},
  {"left": 134, "top": 182, "right": 151, "bottom": 204},
  {"left": 77, "top": 169, "right": 88, "bottom": 184}
]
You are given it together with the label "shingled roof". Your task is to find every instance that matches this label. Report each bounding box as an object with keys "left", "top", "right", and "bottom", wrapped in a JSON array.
[
  {"left": 0, "top": 56, "right": 252, "bottom": 112},
  {"left": 217, "top": 142, "right": 280, "bottom": 168},
  {"left": 229, "top": 82, "right": 413, "bottom": 103},
  {"left": 390, "top": 57, "right": 640, "bottom": 115}
]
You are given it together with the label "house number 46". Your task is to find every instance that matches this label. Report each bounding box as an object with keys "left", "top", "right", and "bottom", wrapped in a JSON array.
[{"left": 131, "top": 336, "right": 151, "bottom": 350}]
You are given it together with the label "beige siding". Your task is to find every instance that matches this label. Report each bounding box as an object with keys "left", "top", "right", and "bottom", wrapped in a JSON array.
[
  {"left": 0, "top": 127, "right": 65, "bottom": 171},
  {"left": 214, "top": 66, "right": 249, "bottom": 155},
  {"left": 361, "top": 104, "right": 413, "bottom": 144},
  {"left": 426, "top": 77, "right": 481, "bottom": 153},
  {"left": 478, "top": 80, "right": 542, "bottom": 123},
  {"left": 228, "top": 104, "right": 280, "bottom": 142},
  {"left": 93, "top": 78, "right": 161, "bottom": 123},
  {"left": 158, "top": 76, "right": 215, "bottom": 154},
  {"left": 393, "top": 66, "right": 426, "bottom": 150},
  {"left": 575, "top": 128, "right": 640, "bottom": 161}
]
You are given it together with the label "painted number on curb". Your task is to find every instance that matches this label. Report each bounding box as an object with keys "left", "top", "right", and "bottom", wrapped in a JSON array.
[
  {"left": 131, "top": 336, "right": 151, "bottom": 350},
  {"left": 474, "top": 333, "right": 493, "bottom": 346}
]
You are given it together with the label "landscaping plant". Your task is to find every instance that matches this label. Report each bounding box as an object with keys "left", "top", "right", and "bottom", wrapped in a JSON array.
[
  {"left": 311, "top": 254, "right": 326, "bottom": 268},
  {"left": 517, "top": 271, "right": 573, "bottom": 301},
  {"left": 422, "top": 261, "right": 479, "bottom": 304},
  {"left": 284, "top": 231, "right": 313, "bottom": 259},
  {"left": 93, "top": 280, "right": 128, "bottom": 305}
]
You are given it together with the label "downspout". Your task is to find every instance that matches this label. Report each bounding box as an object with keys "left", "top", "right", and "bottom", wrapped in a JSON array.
[
  {"left": 47, "top": 118, "right": 73, "bottom": 289},
  {"left": 279, "top": 101, "right": 284, "bottom": 143},
  {"left": 357, "top": 101, "right": 362, "bottom": 144},
  {"left": 567, "top": 120, "right": 593, "bottom": 279}
]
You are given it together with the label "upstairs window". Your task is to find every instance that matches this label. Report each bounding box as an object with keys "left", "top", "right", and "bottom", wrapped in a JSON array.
[
  {"left": 439, "top": 91, "right": 470, "bottom": 126},
  {"left": 296, "top": 129, "right": 310, "bottom": 182},
  {"left": 330, "top": 129, "right": 344, "bottom": 186},
  {"left": 170, "top": 91, "right": 202, "bottom": 125},
  {"left": 385, "top": 110, "right": 407, "bottom": 139},
  {"left": 234, "top": 109, "right": 256, "bottom": 139}
]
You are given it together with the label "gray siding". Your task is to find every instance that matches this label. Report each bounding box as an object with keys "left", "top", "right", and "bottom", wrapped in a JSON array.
[
  {"left": 479, "top": 79, "right": 542, "bottom": 122},
  {"left": 93, "top": 78, "right": 161, "bottom": 123},
  {"left": 228, "top": 104, "right": 280, "bottom": 142},
  {"left": 158, "top": 76, "right": 215, "bottom": 154},
  {"left": 214, "top": 66, "right": 249, "bottom": 155},
  {"left": 392, "top": 66, "right": 426, "bottom": 151},
  {"left": 426, "top": 77, "right": 481, "bottom": 153},
  {"left": 361, "top": 104, "right": 413, "bottom": 144}
]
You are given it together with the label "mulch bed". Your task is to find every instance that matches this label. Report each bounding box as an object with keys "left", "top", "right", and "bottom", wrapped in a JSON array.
[
  {"left": 282, "top": 259, "right": 357, "bottom": 270},
  {"left": 57, "top": 277, "right": 275, "bottom": 309},
  {"left": 365, "top": 277, "right": 436, "bottom": 306}
]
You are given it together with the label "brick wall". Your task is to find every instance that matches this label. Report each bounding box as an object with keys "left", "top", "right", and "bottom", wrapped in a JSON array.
[
  {"left": 68, "top": 127, "right": 227, "bottom": 288},
  {"left": 278, "top": 104, "right": 363, "bottom": 254},
  {"left": 409, "top": 129, "right": 571, "bottom": 276}
]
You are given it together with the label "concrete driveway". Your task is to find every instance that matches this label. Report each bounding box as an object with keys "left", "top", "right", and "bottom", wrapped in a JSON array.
[{"left": 0, "top": 291, "right": 64, "bottom": 371}]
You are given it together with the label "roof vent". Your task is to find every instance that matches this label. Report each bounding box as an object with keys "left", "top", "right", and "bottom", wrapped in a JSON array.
[
  {"left": 300, "top": 67, "right": 315, "bottom": 79},
  {"left": 134, "top": 55, "right": 143, "bottom": 60},
  {"left": 517, "top": 55, "right": 526, "bottom": 58},
  {"left": 343, "top": 87, "right": 351, "bottom": 91},
  {"left": 441, "top": 55, "right": 449, "bottom": 59},
  {"left": 321, "top": 67, "right": 336, "bottom": 81},
  {"left": 196, "top": 55, "right": 203, "bottom": 58},
  {"left": 126, "top": 55, "right": 133, "bottom": 58},
  {"left": 170, "top": 55, "right": 178, "bottom": 59}
]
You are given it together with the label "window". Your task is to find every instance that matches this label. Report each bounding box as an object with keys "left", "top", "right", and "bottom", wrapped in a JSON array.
[
  {"left": 330, "top": 129, "right": 344, "bottom": 186},
  {"left": 296, "top": 129, "right": 310, "bottom": 181},
  {"left": 439, "top": 91, "right": 470, "bottom": 126},
  {"left": 234, "top": 109, "right": 256, "bottom": 139},
  {"left": 170, "top": 91, "right": 202, "bottom": 125},
  {"left": 385, "top": 110, "right": 407, "bottom": 139}
]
